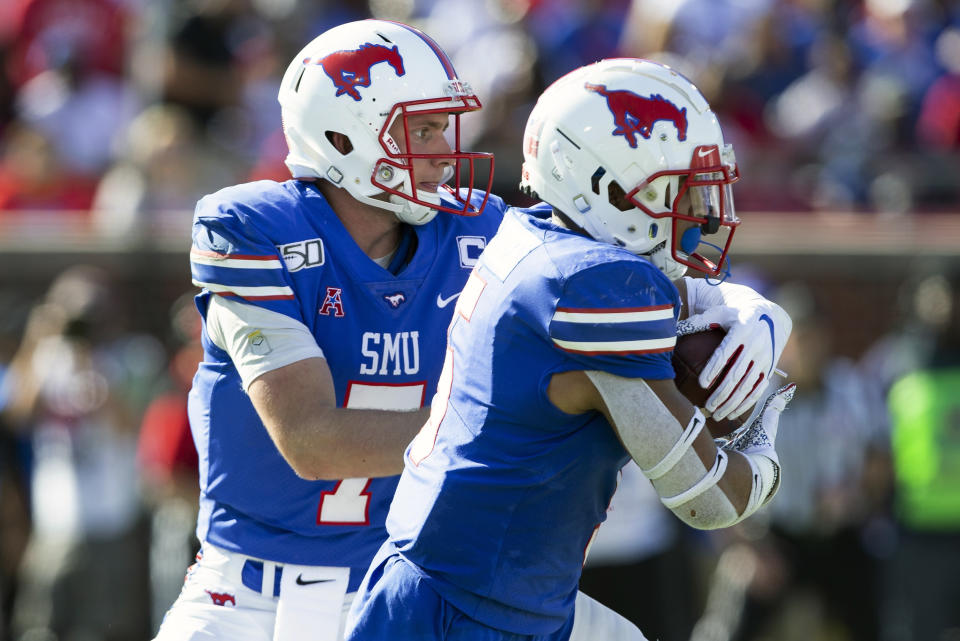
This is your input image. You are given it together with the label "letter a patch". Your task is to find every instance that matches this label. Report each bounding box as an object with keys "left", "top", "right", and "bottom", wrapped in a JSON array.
[{"left": 319, "top": 287, "right": 345, "bottom": 317}]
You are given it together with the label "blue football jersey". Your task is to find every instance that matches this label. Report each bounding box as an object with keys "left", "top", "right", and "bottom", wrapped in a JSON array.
[
  {"left": 187, "top": 179, "right": 505, "bottom": 591},
  {"left": 386, "top": 205, "right": 681, "bottom": 634}
]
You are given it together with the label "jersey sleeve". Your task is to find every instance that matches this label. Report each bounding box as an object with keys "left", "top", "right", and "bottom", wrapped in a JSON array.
[
  {"left": 205, "top": 295, "right": 324, "bottom": 390},
  {"left": 189, "top": 194, "right": 302, "bottom": 320},
  {"left": 549, "top": 258, "right": 679, "bottom": 380}
]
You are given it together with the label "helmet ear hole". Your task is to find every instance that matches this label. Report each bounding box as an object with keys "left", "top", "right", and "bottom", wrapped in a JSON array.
[
  {"left": 325, "top": 131, "right": 353, "bottom": 155},
  {"left": 607, "top": 181, "right": 635, "bottom": 212}
]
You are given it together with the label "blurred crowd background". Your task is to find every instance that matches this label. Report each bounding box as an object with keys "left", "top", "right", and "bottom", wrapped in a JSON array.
[
  {"left": 0, "top": 0, "right": 958, "bottom": 640},
  {"left": 0, "top": 0, "right": 957, "bottom": 225}
]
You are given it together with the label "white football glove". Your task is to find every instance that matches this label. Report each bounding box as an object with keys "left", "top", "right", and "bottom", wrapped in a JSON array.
[
  {"left": 679, "top": 278, "right": 793, "bottom": 421},
  {"left": 728, "top": 382, "right": 796, "bottom": 455},
  {"left": 726, "top": 382, "right": 796, "bottom": 511}
]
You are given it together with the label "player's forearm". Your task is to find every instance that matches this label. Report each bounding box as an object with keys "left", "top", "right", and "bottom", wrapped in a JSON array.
[
  {"left": 255, "top": 389, "right": 428, "bottom": 480},
  {"left": 644, "top": 433, "right": 751, "bottom": 529},
  {"left": 665, "top": 448, "right": 779, "bottom": 529},
  {"left": 248, "top": 359, "right": 428, "bottom": 479},
  {"left": 669, "top": 450, "right": 751, "bottom": 525},
  {"left": 585, "top": 372, "right": 791, "bottom": 529},
  {"left": 667, "top": 386, "right": 793, "bottom": 528},
  {"left": 282, "top": 406, "right": 429, "bottom": 480}
]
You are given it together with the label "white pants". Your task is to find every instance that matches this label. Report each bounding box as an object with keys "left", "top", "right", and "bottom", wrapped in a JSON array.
[
  {"left": 156, "top": 543, "right": 644, "bottom": 641},
  {"left": 571, "top": 591, "right": 649, "bottom": 641},
  {"left": 153, "top": 542, "right": 353, "bottom": 641}
]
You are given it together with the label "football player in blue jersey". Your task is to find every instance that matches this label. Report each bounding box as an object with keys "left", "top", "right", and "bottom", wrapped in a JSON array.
[
  {"left": 150, "top": 19, "right": 508, "bottom": 641},
  {"left": 154, "top": 19, "right": 661, "bottom": 641},
  {"left": 345, "top": 59, "right": 797, "bottom": 641}
]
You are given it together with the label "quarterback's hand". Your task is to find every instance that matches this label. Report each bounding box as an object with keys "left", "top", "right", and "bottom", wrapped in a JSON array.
[{"left": 681, "top": 280, "right": 792, "bottom": 421}]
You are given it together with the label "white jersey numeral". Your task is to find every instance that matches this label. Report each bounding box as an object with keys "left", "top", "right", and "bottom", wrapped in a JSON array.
[
  {"left": 315, "top": 381, "right": 426, "bottom": 525},
  {"left": 317, "top": 478, "right": 372, "bottom": 525}
]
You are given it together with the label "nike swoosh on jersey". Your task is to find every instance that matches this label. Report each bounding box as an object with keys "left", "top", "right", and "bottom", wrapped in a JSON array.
[
  {"left": 436, "top": 292, "right": 461, "bottom": 308},
  {"left": 295, "top": 574, "right": 334, "bottom": 586}
]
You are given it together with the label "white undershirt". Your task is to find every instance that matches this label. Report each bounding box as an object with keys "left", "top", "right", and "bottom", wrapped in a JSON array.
[
  {"left": 205, "top": 295, "right": 324, "bottom": 391},
  {"left": 373, "top": 247, "right": 397, "bottom": 268}
]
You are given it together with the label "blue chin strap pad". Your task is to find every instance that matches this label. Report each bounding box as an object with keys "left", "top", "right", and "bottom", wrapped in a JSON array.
[{"left": 680, "top": 227, "right": 702, "bottom": 254}]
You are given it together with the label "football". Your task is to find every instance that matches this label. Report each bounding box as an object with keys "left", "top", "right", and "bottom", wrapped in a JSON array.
[{"left": 671, "top": 327, "right": 744, "bottom": 438}]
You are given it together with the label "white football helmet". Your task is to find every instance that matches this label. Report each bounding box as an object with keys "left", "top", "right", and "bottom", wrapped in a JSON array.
[
  {"left": 520, "top": 59, "right": 740, "bottom": 279},
  {"left": 278, "top": 20, "right": 493, "bottom": 225}
]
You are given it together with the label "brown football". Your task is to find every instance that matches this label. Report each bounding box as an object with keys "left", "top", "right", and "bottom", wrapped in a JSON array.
[{"left": 671, "top": 327, "right": 744, "bottom": 438}]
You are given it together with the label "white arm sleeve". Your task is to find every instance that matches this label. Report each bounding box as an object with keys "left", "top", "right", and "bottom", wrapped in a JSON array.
[
  {"left": 585, "top": 370, "right": 742, "bottom": 529},
  {"left": 205, "top": 295, "right": 325, "bottom": 391}
]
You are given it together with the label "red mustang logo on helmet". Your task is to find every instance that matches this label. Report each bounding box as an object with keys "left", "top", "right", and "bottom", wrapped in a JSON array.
[
  {"left": 585, "top": 83, "right": 687, "bottom": 148},
  {"left": 310, "top": 43, "right": 405, "bottom": 101}
]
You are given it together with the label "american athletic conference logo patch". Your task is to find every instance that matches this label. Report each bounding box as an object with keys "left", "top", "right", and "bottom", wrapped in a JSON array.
[
  {"left": 319, "top": 287, "right": 345, "bottom": 317},
  {"left": 585, "top": 83, "right": 687, "bottom": 148},
  {"left": 306, "top": 43, "right": 405, "bottom": 101}
]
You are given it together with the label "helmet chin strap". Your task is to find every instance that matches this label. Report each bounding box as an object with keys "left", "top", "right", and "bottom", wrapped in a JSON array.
[
  {"left": 638, "top": 227, "right": 700, "bottom": 280},
  {"left": 382, "top": 164, "right": 442, "bottom": 225},
  {"left": 645, "top": 243, "right": 687, "bottom": 280},
  {"left": 656, "top": 252, "right": 688, "bottom": 280},
  {"left": 389, "top": 193, "right": 439, "bottom": 225}
]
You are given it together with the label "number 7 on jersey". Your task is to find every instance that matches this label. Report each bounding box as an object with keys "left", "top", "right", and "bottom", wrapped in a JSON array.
[{"left": 316, "top": 380, "right": 427, "bottom": 525}]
